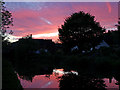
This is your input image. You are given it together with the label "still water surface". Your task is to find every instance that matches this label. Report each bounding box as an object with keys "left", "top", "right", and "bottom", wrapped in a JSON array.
[{"left": 17, "top": 69, "right": 119, "bottom": 89}]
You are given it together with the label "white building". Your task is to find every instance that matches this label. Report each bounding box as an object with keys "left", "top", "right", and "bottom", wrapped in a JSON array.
[{"left": 95, "top": 40, "right": 110, "bottom": 49}]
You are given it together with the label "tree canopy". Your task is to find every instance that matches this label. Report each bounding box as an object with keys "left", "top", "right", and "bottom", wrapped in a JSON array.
[{"left": 58, "top": 11, "right": 105, "bottom": 52}]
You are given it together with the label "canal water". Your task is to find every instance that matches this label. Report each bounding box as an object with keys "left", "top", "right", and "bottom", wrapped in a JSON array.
[{"left": 17, "top": 69, "right": 119, "bottom": 89}]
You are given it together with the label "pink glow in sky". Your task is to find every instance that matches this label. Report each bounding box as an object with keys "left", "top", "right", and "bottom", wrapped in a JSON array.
[{"left": 6, "top": 2, "right": 118, "bottom": 42}]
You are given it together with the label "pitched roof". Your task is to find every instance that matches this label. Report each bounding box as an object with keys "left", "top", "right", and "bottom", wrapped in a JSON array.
[{"left": 95, "top": 40, "right": 110, "bottom": 49}]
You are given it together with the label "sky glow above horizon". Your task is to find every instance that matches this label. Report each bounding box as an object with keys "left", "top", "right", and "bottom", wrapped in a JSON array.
[{"left": 5, "top": 2, "right": 118, "bottom": 42}]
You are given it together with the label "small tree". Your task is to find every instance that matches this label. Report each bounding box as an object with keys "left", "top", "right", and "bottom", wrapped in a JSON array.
[
  {"left": 1, "top": 1, "right": 14, "bottom": 61},
  {"left": 58, "top": 11, "right": 105, "bottom": 52},
  {"left": 115, "top": 18, "right": 120, "bottom": 31},
  {"left": 115, "top": 18, "right": 120, "bottom": 46},
  {"left": 118, "top": 18, "right": 120, "bottom": 31},
  {"left": 0, "top": 1, "right": 13, "bottom": 41}
]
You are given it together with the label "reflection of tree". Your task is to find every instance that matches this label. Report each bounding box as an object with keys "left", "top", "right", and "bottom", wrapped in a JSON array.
[
  {"left": 45, "top": 74, "right": 51, "bottom": 79},
  {"left": 59, "top": 73, "right": 107, "bottom": 90},
  {"left": 19, "top": 75, "right": 34, "bottom": 82},
  {"left": 114, "top": 73, "right": 120, "bottom": 90}
]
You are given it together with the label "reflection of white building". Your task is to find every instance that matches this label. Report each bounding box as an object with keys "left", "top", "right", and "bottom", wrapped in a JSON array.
[
  {"left": 95, "top": 40, "right": 110, "bottom": 49},
  {"left": 53, "top": 69, "right": 78, "bottom": 75}
]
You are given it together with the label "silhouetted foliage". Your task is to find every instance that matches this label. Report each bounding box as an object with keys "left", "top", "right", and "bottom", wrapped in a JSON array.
[
  {"left": 118, "top": 18, "right": 120, "bottom": 31},
  {"left": 117, "top": 18, "right": 120, "bottom": 45},
  {"left": 113, "top": 17, "right": 120, "bottom": 46},
  {"left": 0, "top": 1, "right": 13, "bottom": 40},
  {"left": 2, "top": 59, "right": 23, "bottom": 90},
  {"left": 58, "top": 11, "right": 105, "bottom": 52},
  {"left": 115, "top": 18, "right": 120, "bottom": 31},
  {"left": 104, "top": 31, "right": 120, "bottom": 47},
  {"left": 1, "top": 1, "right": 13, "bottom": 58},
  {"left": 103, "top": 31, "right": 113, "bottom": 46},
  {"left": 22, "top": 34, "right": 32, "bottom": 39}
]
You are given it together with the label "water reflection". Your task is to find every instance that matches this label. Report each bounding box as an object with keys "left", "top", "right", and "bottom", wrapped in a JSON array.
[
  {"left": 18, "top": 74, "right": 59, "bottom": 88},
  {"left": 17, "top": 69, "right": 120, "bottom": 89},
  {"left": 59, "top": 73, "right": 107, "bottom": 90},
  {"left": 17, "top": 69, "right": 76, "bottom": 88},
  {"left": 104, "top": 78, "right": 119, "bottom": 89}
]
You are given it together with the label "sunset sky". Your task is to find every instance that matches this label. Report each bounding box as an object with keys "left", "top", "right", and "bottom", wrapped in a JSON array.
[{"left": 5, "top": 2, "right": 118, "bottom": 42}]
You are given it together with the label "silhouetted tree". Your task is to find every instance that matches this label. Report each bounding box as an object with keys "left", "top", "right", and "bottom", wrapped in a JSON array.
[
  {"left": 103, "top": 30, "right": 113, "bottom": 46},
  {"left": 1, "top": 1, "right": 14, "bottom": 58},
  {"left": 118, "top": 18, "right": 120, "bottom": 31},
  {"left": 114, "top": 18, "right": 120, "bottom": 46},
  {"left": 115, "top": 18, "right": 120, "bottom": 31},
  {"left": 0, "top": 1, "right": 13, "bottom": 41},
  {"left": 22, "top": 34, "right": 32, "bottom": 39},
  {"left": 1, "top": 1, "right": 14, "bottom": 59},
  {"left": 1, "top": 2, "right": 23, "bottom": 90},
  {"left": 58, "top": 11, "right": 105, "bottom": 52},
  {"left": 117, "top": 18, "right": 120, "bottom": 45}
]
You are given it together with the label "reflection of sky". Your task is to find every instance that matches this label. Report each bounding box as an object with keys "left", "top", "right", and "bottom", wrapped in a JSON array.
[
  {"left": 5, "top": 2, "right": 118, "bottom": 41},
  {"left": 17, "top": 72, "right": 60, "bottom": 88},
  {"left": 18, "top": 75, "right": 59, "bottom": 88},
  {"left": 104, "top": 78, "right": 119, "bottom": 89},
  {"left": 17, "top": 69, "right": 119, "bottom": 89}
]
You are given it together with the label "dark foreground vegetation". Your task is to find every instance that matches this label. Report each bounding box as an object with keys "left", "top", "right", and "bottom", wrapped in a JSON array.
[{"left": 2, "top": 59, "right": 23, "bottom": 90}]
